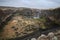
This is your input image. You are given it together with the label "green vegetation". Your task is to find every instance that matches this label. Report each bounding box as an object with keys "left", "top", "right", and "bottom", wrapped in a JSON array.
[{"left": 33, "top": 17, "right": 47, "bottom": 29}]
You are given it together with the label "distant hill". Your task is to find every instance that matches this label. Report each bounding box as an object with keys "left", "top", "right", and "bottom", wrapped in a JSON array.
[{"left": 0, "top": 6, "right": 60, "bottom": 25}]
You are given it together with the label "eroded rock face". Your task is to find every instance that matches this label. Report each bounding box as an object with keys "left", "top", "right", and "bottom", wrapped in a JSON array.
[
  {"left": 0, "top": 9, "right": 14, "bottom": 22},
  {"left": 40, "top": 8, "right": 60, "bottom": 25}
]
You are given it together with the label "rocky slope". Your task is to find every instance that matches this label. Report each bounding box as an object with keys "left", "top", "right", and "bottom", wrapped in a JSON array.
[{"left": 0, "top": 6, "right": 60, "bottom": 39}]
